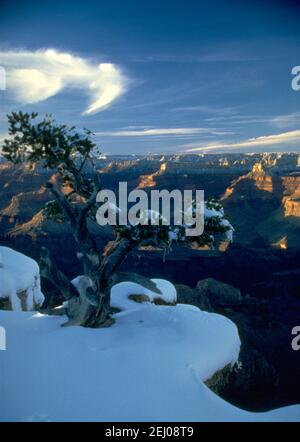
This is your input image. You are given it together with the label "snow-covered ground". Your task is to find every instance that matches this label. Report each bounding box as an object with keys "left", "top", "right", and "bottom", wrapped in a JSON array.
[
  {"left": 0, "top": 246, "right": 44, "bottom": 311},
  {"left": 0, "top": 278, "right": 299, "bottom": 421}
]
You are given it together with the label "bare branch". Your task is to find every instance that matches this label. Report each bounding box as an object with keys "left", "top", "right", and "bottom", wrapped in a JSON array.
[
  {"left": 39, "top": 247, "right": 78, "bottom": 300},
  {"left": 100, "top": 238, "right": 136, "bottom": 291},
  {"left": 79, "top": 173, "right": 101, "bottom": 220},
  {"left": 78, "top": 151, "right": 90, "bottom": 173},
  {"left": 45, "top": 182, "right": 76, "bottom": 224}
]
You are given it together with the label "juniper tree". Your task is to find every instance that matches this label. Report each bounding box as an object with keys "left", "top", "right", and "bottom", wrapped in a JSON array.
[{"left": 2, "top": 111, "right": 233, "bottom": 327}]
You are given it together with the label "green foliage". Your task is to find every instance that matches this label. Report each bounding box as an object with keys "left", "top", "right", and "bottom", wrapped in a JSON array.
[
  {"left": 3, "top": 111, "right": 96, "bottom": 169},
  {"left": 43, "top": 200, "right": 66, "bottom": 224},
  {"left": 115, "top": 218, "right": 171, "bottom": 248},
  {"left": 2, "top": 111, "right": 99, "bottom": 203},
  {"left": 115, "top": 199, "right": 234, "bottom": 251}
]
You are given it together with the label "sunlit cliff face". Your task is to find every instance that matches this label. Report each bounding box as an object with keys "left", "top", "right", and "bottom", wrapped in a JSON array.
[
  {"left": 221, "top": 185, "right": 234, "bottom": 200},
  {"left": 23, "top": 163, "right": 36, "bottom": 172},
  {"left": 282, "top": 176, "right": 300, "bottom": 218},
  {"left": 253, "top": 174, "right": 273, "bottom": 193},
  {"left": 9, "top": 210, "right": 45, "bottom": 240},
  {"left": 222, "top": 164, "right": 300, "bottom": 220},
  {"left": 221, "top": 162, "right": 274, "bottom": 201},
  {"left": 137, "top": 173, "right": 157, "bottom": 189},
  {"left": 159, "top": 162, "right": 167, "bottom": 172},
  {"left": 279, "top": 242, "right": 288, "bottom": 250},
  {"left": 0, "top": 164, "right": 11, "bottom": 171},
  {"left": 137, "top": 162, "right": 167, "bottom": 189},
  {"left": 282, "top": 197, "right": 300, "bottom": 218},
  {"left": 272, "top": 236, "right": 288, "bottom": 250},
  {"left": 251, "top": 163, "right": 273, "bottom": 193}
]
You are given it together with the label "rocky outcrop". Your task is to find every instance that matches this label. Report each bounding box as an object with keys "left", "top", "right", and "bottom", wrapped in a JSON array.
[
  {"left": 173, "top": 276, "right": 296, "bottom": 410},
  {"left": 282, "top": 197, "right": 300, "bottom": 217},
  {"left": 221, "top": 349, "right": 279, "bottom": 411},
  {"left": 204, "top": 363, "right": 233, "bottom": 395},
  {"left": 196, "top": 278, "right": 243, "bottom": 307},
  {"left": 176, "top": 283, "right": 212, "bottom": 311},
  {"left": 250, "top": 162, "right": 274, "bottom": 192},
  {"left": 137, "top": 162, "right": 167, "bottom": 189},
  {"left": 282, "top": 175, "right": 300, "bottom": 217},
  {"left": 221, "top": 163, "right": 300, "bottom": 247}
]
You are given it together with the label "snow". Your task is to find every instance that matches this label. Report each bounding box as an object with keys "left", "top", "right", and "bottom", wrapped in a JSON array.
[
  {"left": 0, "top": 247, "right": 44, "bottom": 311},
  {"left": 168, "top": 230, "right": 178, "bottom": 241},
  {"left": 71, "top": 275, "right": 93, "bottom": 291},
  {"left": 151, "top": 279, "right": 177, "bottom": 304},
  {"left": 139, "top": 209, "right": 167, "bottom": 224},
  {"left": 0, "top": 279, "right": 299, "bottom": 421},
  {"left": 71, "top": 275, "right": 98, "bottom": 306},
  {"left": 204, "top": 206, "right": 224, "bottom": 219},
  {"left": 220, "top": 218, "right": 234, "bottom": 242},
  {"left": 110, "top": 279, "right": 177, "bottom": 311}
]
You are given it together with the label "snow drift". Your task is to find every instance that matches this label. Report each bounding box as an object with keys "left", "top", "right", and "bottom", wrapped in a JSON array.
[{"left": 0, "top": 278, "right": 299, "bottom": 421}]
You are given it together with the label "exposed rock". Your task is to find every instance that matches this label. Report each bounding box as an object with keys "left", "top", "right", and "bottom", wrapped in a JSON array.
[
  {"left": 272, "top": 236, "right": 288, "bottom": 250},
  {"left": 114, "top": 272, "right": 177, "bottom": 306},
  {"left": 176, "top": 284, "right": 212, "bottom": 311},
  {"left": 204, "top": 363, "right": 233, "bottom": 395},
  {"left": 128, "top": 294, "right": 151, "bottom": 303},
  {"left": 137, "top": 162, "right": 167, "bottom": 189},
  {"left": 221, "top": 349, "right": 279, "bottom": 411},
  {"left": 250, "top": 162, "right": 274, "bottom": 192},
  {"left": 196, "top": 278, "right": 243, "bottom": 307},
  {"left": 282, "top": 197, "right": 300, "bottom": 217},
  {"left": 0, "top": 289, "right": 41, "bottom": 311}
]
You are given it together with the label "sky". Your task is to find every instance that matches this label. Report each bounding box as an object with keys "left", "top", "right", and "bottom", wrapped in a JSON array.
[{"left": 0, "top": 0, "right": 300, "bottom": 155}]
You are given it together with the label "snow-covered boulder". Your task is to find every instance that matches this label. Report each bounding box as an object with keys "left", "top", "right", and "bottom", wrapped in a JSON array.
[
  {"left": 0, "top": 246, "right": 44, "bottom": 311},
  {"left": 111, "top": 278, "right": 177, "bottom": 311}
]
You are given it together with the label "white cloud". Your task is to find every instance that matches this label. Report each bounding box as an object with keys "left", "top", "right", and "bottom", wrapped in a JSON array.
[
  {"left": 95, "top": 127, "right": 228, "bottom": 137},
  {"left": 0, "top": 49, "right": 127, "bottom": 114},
  {"left": 184, "top": 130, "right": 300, "bottom": 152}
]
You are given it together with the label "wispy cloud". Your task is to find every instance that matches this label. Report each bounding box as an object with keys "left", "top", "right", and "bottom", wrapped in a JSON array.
[
  {"left": 132, "top": 52, "right": 259, "bottom": 64},
  {"left": 95, "top": 128, "right": 234, "bottom": 137},
  {"left": 184, "top": 130, "right": 300, "bottom": 152},
  {"left": 172, "top": 105, "right": 242, "bottom": 115},
  {"left": 0, "top": 49, "right": 128, "bottom": 115},
  {"left": 203, "top": 112, "right": 300, "bottom": 128},
  {"left": 269, "top": 112, "right": 300, "bottom": 129}
]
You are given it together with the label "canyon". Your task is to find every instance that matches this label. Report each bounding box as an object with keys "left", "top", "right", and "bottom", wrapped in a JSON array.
[{"left": 0, "top": 152, "right": 300, "bottom": 411}]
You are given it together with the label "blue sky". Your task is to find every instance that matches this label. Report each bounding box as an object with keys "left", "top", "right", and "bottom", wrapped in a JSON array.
[{"left": 0, "top": 0, "right": 300, "bottom": 154}]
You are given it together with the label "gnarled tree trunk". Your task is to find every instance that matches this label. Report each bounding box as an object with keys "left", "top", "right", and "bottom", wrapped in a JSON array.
[
  {"left": 42, "top": 177, "right": 137, "bottom": 327},
  {"left": 39, "top": 236, "right": 135, "bottom": 327}
]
